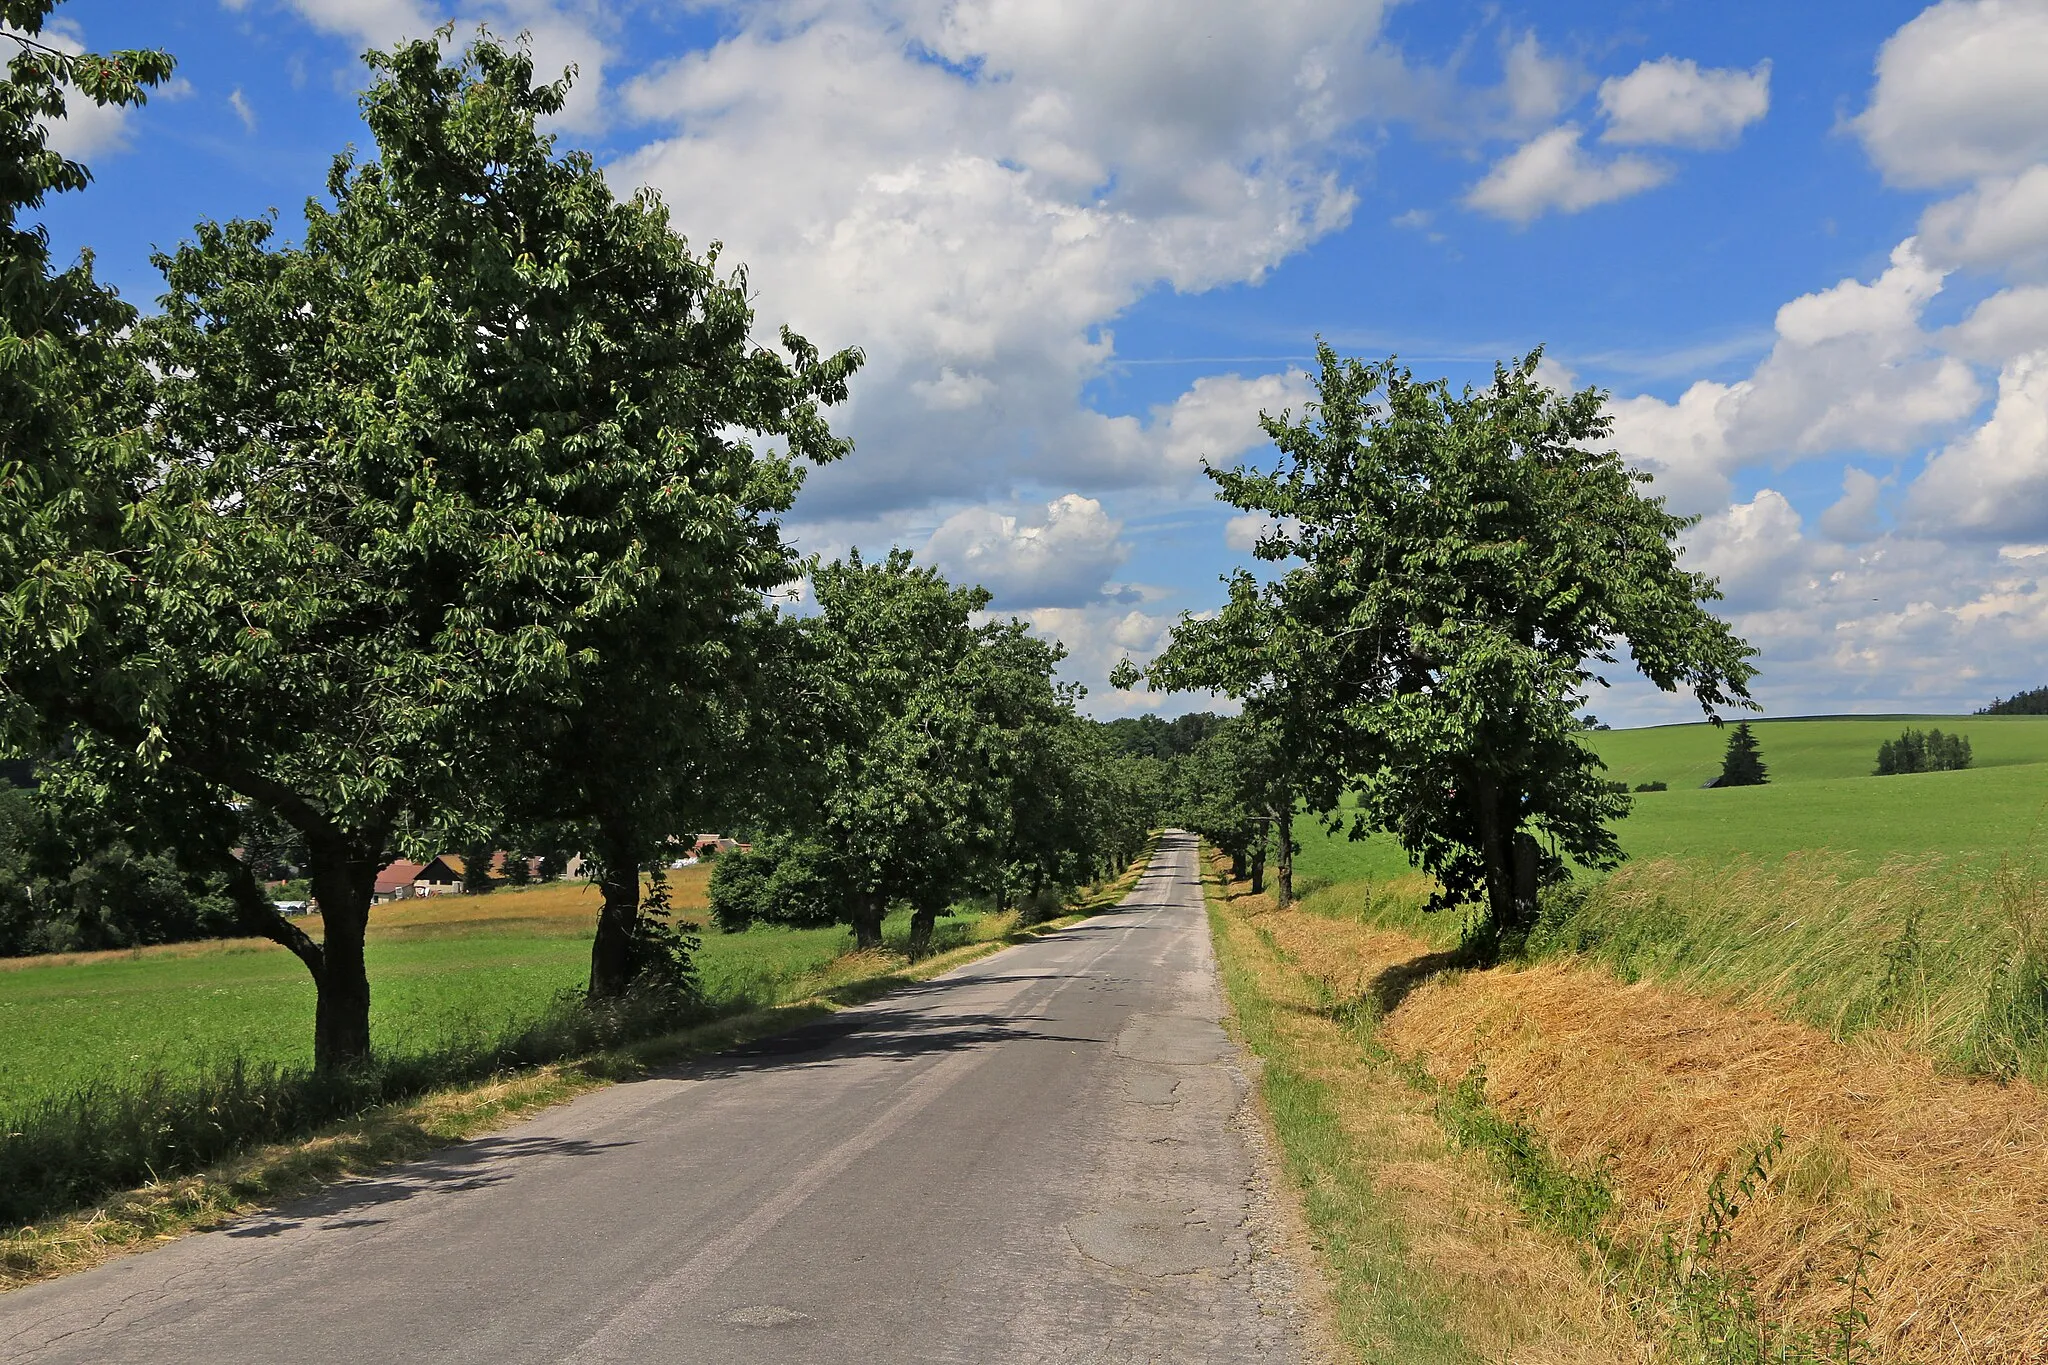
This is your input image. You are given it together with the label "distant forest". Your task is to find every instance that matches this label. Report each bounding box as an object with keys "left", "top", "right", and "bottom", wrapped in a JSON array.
[{"left": 1980, "top": 688, "right": 2048, "bottom": 715}]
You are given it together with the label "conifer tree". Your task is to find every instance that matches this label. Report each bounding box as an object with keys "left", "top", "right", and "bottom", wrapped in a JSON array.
[{"left": 1718, "top": 722, "right": 1768, "bottom": 787}]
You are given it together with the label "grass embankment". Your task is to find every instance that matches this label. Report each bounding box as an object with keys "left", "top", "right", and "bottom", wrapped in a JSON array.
[
  {"left": 1214, "top": 854, "right": 2048, "bottom": 1363},
  {"left": 1206, "top": 860, "right": 1643, "bottom": 1363},
  {"left": 0, "top": 852, "right": 1152, "bottom": 1289}
]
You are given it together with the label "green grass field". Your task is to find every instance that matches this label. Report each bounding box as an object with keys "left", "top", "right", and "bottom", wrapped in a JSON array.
[
  {"left": 0, "top": 874, "right": 994, "bottom": 1113},
  {"left": 1296, "top": 714, "right": 2048, "bottom": 888}
]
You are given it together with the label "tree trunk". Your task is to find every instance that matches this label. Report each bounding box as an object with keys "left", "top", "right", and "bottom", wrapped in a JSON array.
[
  {"left": 907, "top": 902, "right": 938, "bottom": 958},
  {"left": 1275, "top": 803, "right": 1295, "bottom": 909},
  {"left": 851, "top": 891, "right": 885, "bottom": 951},
  {"left": 1473, "top": 780, "right": 1517, "bottom": 935},
  {"left": 588, "top": 846, "right": 641, "bottom": 1001},
  {"left": 1249, "top": 828, "right": 1266, "bottom": 895},
  {"left": 1511, "top": 832, "right": 1541, "bottom": 931},
  {"left": 304, "top": 837, "right": 377, "bottom": 1071},
  {"left": 219, "top": 848, "right": 334, "bottom": 1055}
]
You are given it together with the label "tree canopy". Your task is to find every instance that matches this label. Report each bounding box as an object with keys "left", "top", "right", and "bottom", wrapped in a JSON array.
[
  {"left": 1156, "top": 343, "right": 1756, "bottom": 935},
  {"left": 0, "top": 30, "right": 857, "bottom": 1065}
]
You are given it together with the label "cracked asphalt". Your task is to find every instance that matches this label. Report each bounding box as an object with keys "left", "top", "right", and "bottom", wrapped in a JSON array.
[{"left": 1, "top": 830, "right": 1317, "bottom": 1364}]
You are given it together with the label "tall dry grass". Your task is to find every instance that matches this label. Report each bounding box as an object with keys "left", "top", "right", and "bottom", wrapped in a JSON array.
[{"left": 1524, "top": 855, "right": 2048, "bottom": 1083}]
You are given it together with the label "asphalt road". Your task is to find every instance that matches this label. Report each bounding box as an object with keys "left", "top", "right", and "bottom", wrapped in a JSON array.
[{"left": 2, "top": 831, "right": 1317, "bottom": 1364}]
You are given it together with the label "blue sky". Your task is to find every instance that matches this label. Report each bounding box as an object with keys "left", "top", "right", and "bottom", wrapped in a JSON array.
[{"left": 31, "top": 0, "right": 2048, "bottom": 722}]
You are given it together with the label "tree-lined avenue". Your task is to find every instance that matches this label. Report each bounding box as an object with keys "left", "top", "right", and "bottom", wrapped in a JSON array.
[{"left": 0, "top": 833, "right": 1315, "bottom": 1364}]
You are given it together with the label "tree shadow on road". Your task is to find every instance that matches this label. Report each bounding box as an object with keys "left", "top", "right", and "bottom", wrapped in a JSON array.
[{"left": 222, "top": 1132, "right": 632, "bottom": 1238}]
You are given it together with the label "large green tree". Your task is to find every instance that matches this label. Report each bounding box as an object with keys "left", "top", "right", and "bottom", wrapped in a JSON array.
[
  {"left": 1203, "top": 344, "right": 1756, "bottom": 936},
  {"left": 0, "top": 33, "right": 853, "bottom": 1066},
  {"left": 798, "top": 551, "right": 1024, "bottom": 953}
]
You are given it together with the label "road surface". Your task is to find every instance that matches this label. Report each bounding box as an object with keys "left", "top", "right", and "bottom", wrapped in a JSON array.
[{"left": 2, "top": 831, "right": 1318, "bottom": 1363}]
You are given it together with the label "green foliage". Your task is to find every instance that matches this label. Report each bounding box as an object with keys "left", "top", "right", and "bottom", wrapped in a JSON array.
[
  {"left": 619, "top": 870, "right": 699, "bottom": 1006},
  {"left": 1872, "top": 727, "right": 1971, "bottom": 775},
  {"left": 707, "top": 835, "right": 836, "bottom": 931},
  {"left": 459, "top": 845, "right": 495, "bottom": 895},
  {"left": 1170, "top": 716, "right": 1292, "bottom": 890},
  {"left": 1181, "top": 343, "right": 1756, "bottom": 933},
  {"left": 1718, "top": 722, "right": 1769, "bottom": 787},
  {"left": 0, "top": 783, "right": 235, "bottom": 956},
  {"left": 1, "top": 27, "right": 857, "bottom": 1056},
  {"left": 1979, "top": 686, "right": 2048, "bottom": 716},
  {"left": 237, "top": 805, "right": 306, "bottom": 884},
  {"left": 1096, "top": 712, "right": 1224, "bottom": 761},
  {"left": 1134, "top": 568, "right": 1320, "bottom": 905},
  {"left": 776, "top": 548, "right": 1118, "bottom": 950}
]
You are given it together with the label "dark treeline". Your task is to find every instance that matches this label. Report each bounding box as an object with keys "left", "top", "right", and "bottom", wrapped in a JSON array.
[{"left": 1980, "top": 687, "right": 2048, "bottom": 716}]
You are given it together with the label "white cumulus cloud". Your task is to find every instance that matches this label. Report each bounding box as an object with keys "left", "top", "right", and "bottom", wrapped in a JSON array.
[
  {"left": 925, "top": 493, "right": 1130, "bottom": 609},
  {"left": 1943, "top": 284, "right": 2048, "bottom": 362},
  {"left": 265, "top": 0, "right": 615, "bottom": 133},
  {"left": 1853, "top": 0, "right": 2048, "bottom": 188},
  {"left": 1918, "top": 164, "right": 2048, "bottom": 278},
  {"left": 1611, "top": 239, "right": 1984, "bottom": 515},
  {"left": 1465, "top": 125, "right": 1669, "bottom": 223},
  {"left": 1906, "top": 350, "right": 2048, "bottom": 538},
  {"left": 1598, "top": 57, "right": 1770, "bottom": 149},
  {"left": 614, "top": 1, "right": 1388, "bottom": 517}
]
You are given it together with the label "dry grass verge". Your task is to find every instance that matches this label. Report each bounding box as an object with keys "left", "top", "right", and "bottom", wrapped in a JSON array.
[
  {"left": 2, "top": 851, "right": 1152, "bottom": 1294},
  {"left": 1262, "top": 876, "right": 2048, "bottom": 1363},
  {"left": 1206, "top": 860, "right": 1647, "bottom": 1364}
]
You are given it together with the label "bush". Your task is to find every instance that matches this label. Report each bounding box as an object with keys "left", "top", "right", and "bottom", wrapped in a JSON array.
[
  {"left": 1874, "top": 727, "right": 1971, "bottom": 775},
  {"left": 707, "top": 836, "right": 836, "bottom": 932},
  {"left": 1633, "top": 781, "right": 1667, "bottom": 792},
  {"left": 0, "top": 783, "right": 237, "bottom": 957}
]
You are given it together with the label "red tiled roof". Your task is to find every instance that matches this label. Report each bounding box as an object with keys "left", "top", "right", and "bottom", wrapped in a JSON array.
[{"left": 375, "top": 860, "right": 426, "bottom": 893}]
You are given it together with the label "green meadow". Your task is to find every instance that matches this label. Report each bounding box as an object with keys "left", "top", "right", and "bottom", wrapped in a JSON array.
[
  {"left": 1297, "top": 714, "right": 2048, "bottom": 889},
  {"left": 0, "top": 875, "right": 996, "bottom": 1114}
]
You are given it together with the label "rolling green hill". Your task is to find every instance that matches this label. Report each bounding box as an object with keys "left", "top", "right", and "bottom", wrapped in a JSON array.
[{"left": 1295, "top": 714, "right": 2048, "bottom": 886}]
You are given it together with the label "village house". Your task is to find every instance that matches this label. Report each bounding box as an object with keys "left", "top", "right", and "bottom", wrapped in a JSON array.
[{"left": 371, "top": 860, "right": 425, "bottom": 904}]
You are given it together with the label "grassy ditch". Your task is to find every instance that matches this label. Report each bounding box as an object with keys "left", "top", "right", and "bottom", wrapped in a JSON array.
[
  {"left": 1525, "top": 853, "right": 2048, "bottom": 1085},
  {"left": 1231, "top": 851, "right": 2048, "bottom": 1363},
  {"left": 1204, "top": 857, "right": 1645, "bottom": 1364},
  {"left": 1289, "top": 848, "right": 2048, "bottom": 1089},
  {"left": 1, "top": 853, "right": 1152, "bottom": 1286}
]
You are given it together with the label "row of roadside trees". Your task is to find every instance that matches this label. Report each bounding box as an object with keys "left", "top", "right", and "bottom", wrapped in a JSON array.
[{"left": 0, "top": 13, "right": 1152, "bottom": 1070}]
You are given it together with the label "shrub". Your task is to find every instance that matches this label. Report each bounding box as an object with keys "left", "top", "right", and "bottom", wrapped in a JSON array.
[
  {"left": 707, "top": 836, "right": 836, "bottom": 932},
  {"left": 1633, "top": 781, "right": 1667, "bottom": 792}
]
